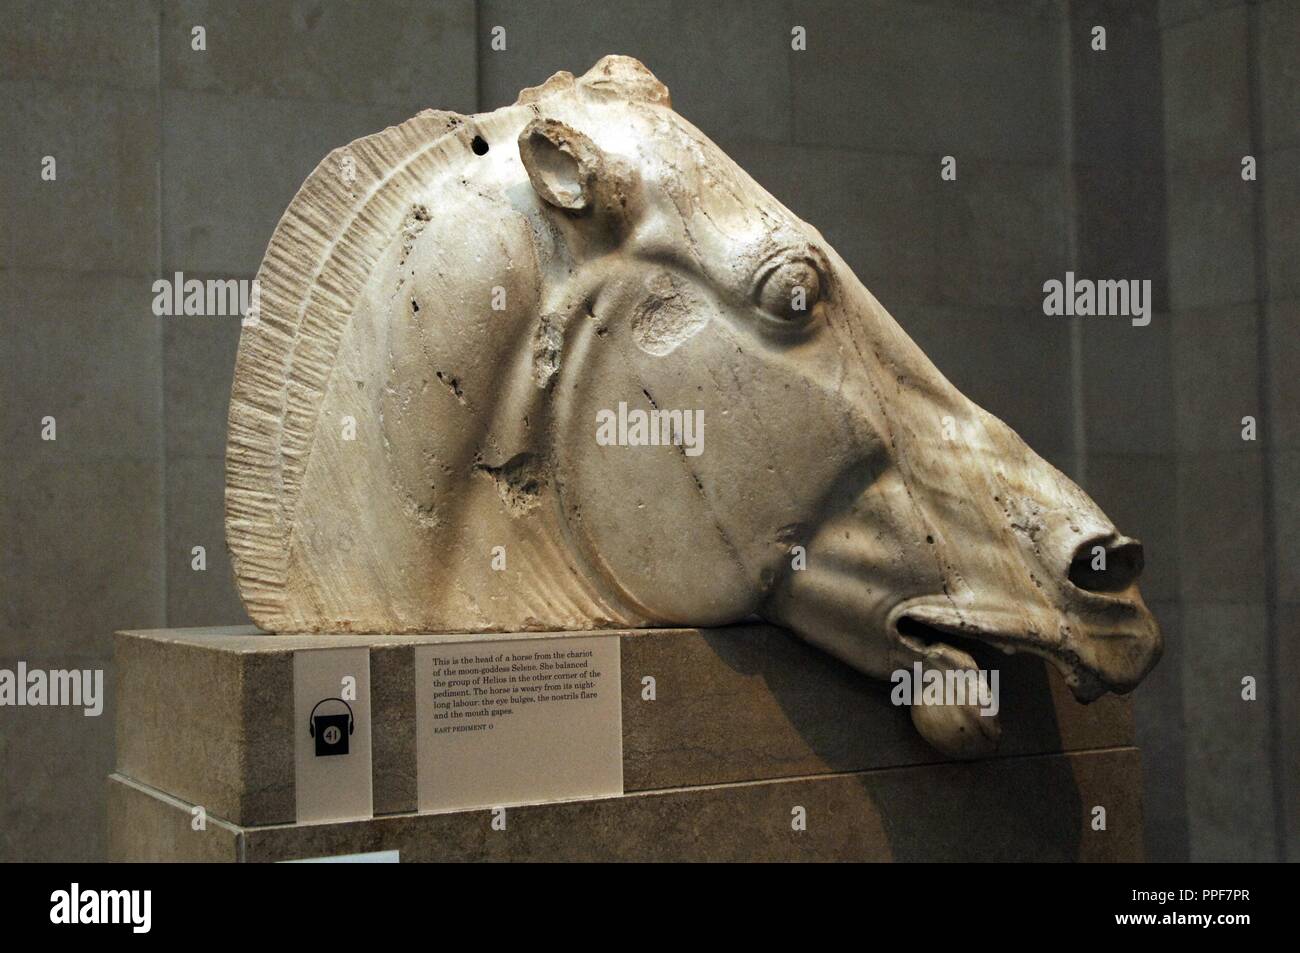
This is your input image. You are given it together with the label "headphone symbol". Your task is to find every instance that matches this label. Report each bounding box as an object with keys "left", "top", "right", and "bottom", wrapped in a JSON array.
[{"left": 308, "top": 697, "right": 355, "bottom": 738}]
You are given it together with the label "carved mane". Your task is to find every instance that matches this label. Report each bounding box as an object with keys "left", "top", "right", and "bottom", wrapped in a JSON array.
[{"left": 225, "top": 57, "right": 671, "bottom": 629}]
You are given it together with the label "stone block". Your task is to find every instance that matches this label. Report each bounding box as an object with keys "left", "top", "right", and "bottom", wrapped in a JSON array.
[
  {"left": 1180, "top": 601, "right": 1277, "bottom": 861},
  {"left": 478, "top": 0, "right": 791, "bottom": 145},
  {"left": 164, "top": 456, "right": 248, "bottom": 627},
  {"left": 1171, "top": 305, "right": 1262, "bottom": 452},
  {"left": 620, "top": 625, "right": 1132, "bottom": 791},
  {"left": 161, "top": 0, "right": 477, "bottom": 115},
  {"left": 160, "top": 90, "right": 423, "bottom": 275},
  {"left": 108, "top": 746, "right": 1144, "bottom": 862},
  {"left": 935, "top": 160, "right": 1069, "bottom": 309},
  {"left": 107, "top": 775, "right": 241, "bottom": 863},
  {"left": 110, "top": 625, "right": 1135, "bottom": 828},
  {"left": 1070, "top": 2, "right": 1164, "bottom": 171},
  {"left": 1134, "top": 600, "right": 1188, "bottom": 861},
  {"left": 897, "top": 305, "right": 1075, "bottom": 460},
  {"left": 1160, "top": 4, "right": 1251, "bottom": 158},
  {"left": 726, "top": 144, "right": 942, "bottom": 310},
  {"left": 0, "top": 0, "right": 159, "bottom": 88},
  {"left": 0, "top": 269, "right": 163, "bottom": 462},
  {"left": 1082, "top": 455, "right": 1179, "bottom": 604},
  {"left": 789, "top": 1, "right": 1062, "bottom": 163},
  {"left": 2, "top": 459, "right": 164, "bottom": 658},
  {"left": 1175, "top": 452, "right": 1267, "bottom": 604},
  {"left": 1073, "top": 166, "right": 1168, "bottom": 305},
  {"left": 1083, "top": 315, "right": 1174, "bottom": 455},
  {"left": 163, "top": 301, "right": 243, "bottom": 461},
  {"left": 0, "top": 657, "right": 115, "bottom": 861},
  {"left": 113, "top": 627, "right": 296, "bottom": 826},
  {"left": 1259, "top": 0, "right": 1300, "bottom": 151},
  {"left": 1165, "top": 158, "right": 1259, "bottom": 310},
  {"left": 0, "top": 80, "right": 159, "bottom": 274}
]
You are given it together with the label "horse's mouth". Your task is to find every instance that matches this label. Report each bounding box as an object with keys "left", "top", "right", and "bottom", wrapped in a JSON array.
[{"left": 890, "top": 601, "right": 1130, "bottom": 704}]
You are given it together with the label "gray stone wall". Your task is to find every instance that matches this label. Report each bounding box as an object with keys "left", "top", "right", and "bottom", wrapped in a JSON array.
[
  {"left": 1, "top": 0, "right": 1291, "bottom": 861},
  {"left": 2, "top": 0, "right": 165, "bottom": 862},
  {"left": 1157, "top": 0, "right": 1296, "bottom": 862},
  {"left": 1, "top": 0, "right": 479, "bottom": 861},
  {"left": 1068, "top": 0, "right": 1182, "bottom": 860}
]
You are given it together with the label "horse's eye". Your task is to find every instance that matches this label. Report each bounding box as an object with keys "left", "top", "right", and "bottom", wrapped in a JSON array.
[{"left": 757, "top": 259, "right": 821, "bottom": 322}]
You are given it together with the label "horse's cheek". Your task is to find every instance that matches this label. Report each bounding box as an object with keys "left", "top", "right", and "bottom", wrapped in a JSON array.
[
  {"left": 558, "top": 436, "right": 757, "bottom": 623},
  {"left": 553, "top": 349, "right": 756, "bottom": 622}
]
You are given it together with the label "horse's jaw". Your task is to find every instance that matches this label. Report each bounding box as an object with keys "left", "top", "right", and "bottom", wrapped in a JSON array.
[{"left": 761, "top": 449, "right": 1163, "bottom": 760}]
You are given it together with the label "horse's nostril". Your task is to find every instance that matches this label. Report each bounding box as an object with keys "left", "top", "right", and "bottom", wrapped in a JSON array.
[{"left": 1068, "top": 537, "right": 1144, "bottom": 593}]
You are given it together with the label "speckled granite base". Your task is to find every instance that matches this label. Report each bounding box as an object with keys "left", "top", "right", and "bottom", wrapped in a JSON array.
[{"left": 109, "top": 625, "right": 1141, "bottom": 860}]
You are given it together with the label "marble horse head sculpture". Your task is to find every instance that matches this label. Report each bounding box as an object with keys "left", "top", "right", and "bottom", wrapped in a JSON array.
[{"left": 226, "top": 56, "right": 1162, "bottom": 757}]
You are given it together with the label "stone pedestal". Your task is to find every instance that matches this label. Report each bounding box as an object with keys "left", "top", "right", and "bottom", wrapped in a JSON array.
[{"left": 107, "top": 625, "right": 1143, "bottom": 862}]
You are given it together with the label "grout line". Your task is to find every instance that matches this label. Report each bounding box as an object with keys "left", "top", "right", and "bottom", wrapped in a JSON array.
[{"left": 626, "top": 745, "right": 1143, "bottom": 798}]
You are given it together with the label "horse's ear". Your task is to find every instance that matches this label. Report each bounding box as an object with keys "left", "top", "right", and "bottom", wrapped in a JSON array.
[
  {"left": 518, "top": 117, "right": 639, "bottom": 232},
  {"left": 517, "top": 118, "right": 602, "bottom": 212}
]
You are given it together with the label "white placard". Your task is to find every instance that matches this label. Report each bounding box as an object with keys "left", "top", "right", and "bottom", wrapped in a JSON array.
[
  {"left": 294, "top": 647, "right": 373, "bottom": 824},
  {"left": 415, "top": 635, "right": 623, "bottom": 813}
]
